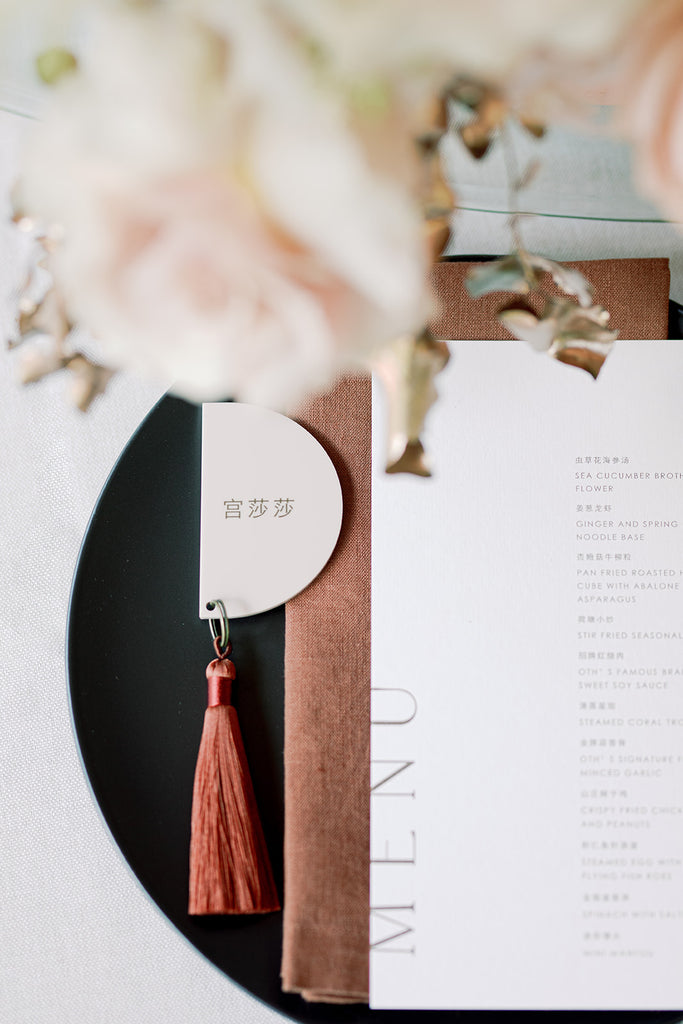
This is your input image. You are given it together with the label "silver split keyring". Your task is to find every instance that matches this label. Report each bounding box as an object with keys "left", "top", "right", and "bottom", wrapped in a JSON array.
[{"left": 207, "top": 598, "right": 229, "bottom": 650}]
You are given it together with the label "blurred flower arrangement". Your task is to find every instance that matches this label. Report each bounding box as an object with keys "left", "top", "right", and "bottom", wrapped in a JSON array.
[{"left": 3, "top": 0, "right": 681, "bottom": 472}]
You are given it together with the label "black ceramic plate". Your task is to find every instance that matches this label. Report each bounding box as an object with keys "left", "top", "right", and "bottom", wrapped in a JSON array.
[{"left": 68, "top": 310, "right": 683, "bottom": 1024}]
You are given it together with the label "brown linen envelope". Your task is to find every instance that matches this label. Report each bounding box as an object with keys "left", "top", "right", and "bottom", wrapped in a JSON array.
[
  {"left": 430, "top": 257, "right": 670, "bottom": 340},
  {"left": 283, "top": 376, "right": 372, "bottom": 1004},
  {"left": 281, "top": 257, "right": 671, "bottom": 1004}
]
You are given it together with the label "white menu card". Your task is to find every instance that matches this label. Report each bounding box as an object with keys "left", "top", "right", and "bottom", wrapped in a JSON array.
[{"left": 370, "top": 341, "right": 683, "bottom": 1010}]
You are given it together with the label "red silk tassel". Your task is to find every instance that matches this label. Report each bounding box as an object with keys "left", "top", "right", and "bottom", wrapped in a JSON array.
[{"left": 188, "top": 642, "right": 280, "bottom": 915}]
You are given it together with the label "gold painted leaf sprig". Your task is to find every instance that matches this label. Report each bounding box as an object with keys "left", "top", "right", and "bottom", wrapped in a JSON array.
[
  {"left": 465, "top": 252, "right": 617, "bottom": 378},
  {"left": 446, "top": 75, "right": 545, "bottom": 161},
  {"left": 9, "top": 216, "right": 113, "bottom": 411},
  {"left": 371, "top": 93, "right": 455, "bottom": 477},
  {"left": 6, "top": 49, "right": 113, "bottom": 411}
]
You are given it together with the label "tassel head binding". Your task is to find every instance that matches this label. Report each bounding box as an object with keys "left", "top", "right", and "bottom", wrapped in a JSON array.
[
  {"left": 207, "top": 657, "right": 234, "bottom": 707},
  {"left": 188, "top": 640, "right": 280, "bottom": 915}
]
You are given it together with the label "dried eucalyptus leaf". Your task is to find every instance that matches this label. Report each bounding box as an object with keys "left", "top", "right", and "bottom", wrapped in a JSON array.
[
  {"left": 428, "top": 93, "right": 449, "bottom": 133},
  {"left": 415, "top": 128, "right": 443, "bottom": 156},
  {"left": 554, "top": 346, "right": 609, "bottom": 379},
  {"left": 498, "top": 305, "right": 556, "bottom": 351},
  {"left": 424, "top": 219, "right": 451, "bottom": 261},
  {"left": 521, "top": 118, "right": 546, "bottom": 139},
  {"left": 13, "top": 214, "right": 37, "bottom": 232},
  {"left": 466, "top": 255, "right": 535, "bottom": 299},
  {"left": 420, "top": 155, "right": 456, "bottom": 221},
  {"left": 500, "top": 299, "right": 616, "bottom": 377},
  {"left": 386, "top": 439, "right": 431, "bottom": 477},
  {"left": 516, "top": 158, "right": 542, "bottom": 192},
  {"left": 67, "top": 354, "right": 115, "bottom": 412},
  {"left": 416, "top": 141, "right": 455, "bottom": 256},
  {"left": 467, "top": 244, "right": 616, "bottom": 379},
  {"left": 18, "top": 343, "right": 67, "bottom": 385},
  {"left": 531, "top": 255, "right": 594, "bottom": 307},
  {"left": 458, "top": 93, "right": 507, "bottom": 160},
  {"left": 447, "top": 75, "right": 488, "bottom": 111},
  {"left": 19, "top": 288, "right": 71, "bottom": 345},
  {"left": 459, "top": 120, "right": 494, "bottom": 160},
  {"left": 550, "top": 299, "right": 617, "bottom": 343},
  {"left": 554, "top": 320, "right": 617, "bottom": 347},
  {"left": 373, "top": 330, "right": 450, "bottom": 477},
  {"left": 478, "top": 94, "right": 507, "bottom": 130}
]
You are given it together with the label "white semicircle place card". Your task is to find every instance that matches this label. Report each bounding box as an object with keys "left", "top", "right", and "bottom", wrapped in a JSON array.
[{"left": 199, "top": 402, "right": 342, "bottom": 619}]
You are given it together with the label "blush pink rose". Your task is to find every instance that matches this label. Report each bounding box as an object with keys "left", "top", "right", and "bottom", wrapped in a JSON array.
[
  {"left": 617, "top": 0, "right": 683, "bottom": 224},
  {"left": 51, "top": 172, "right": 419, "bottom": 407},
  {"left": 15, "top": 2, "right": 429, "bottom": 408}
]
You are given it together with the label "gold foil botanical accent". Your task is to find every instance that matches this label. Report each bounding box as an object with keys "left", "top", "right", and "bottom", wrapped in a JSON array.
[
  {"left": 466, "top": 253, "right": 595, "bottom": 305},
  {"left": 9, "top": 217, "right": 113, "bottom": 410},
  {"left": 17, "top": 343, "right": 113, "bottom": 412},
  {"left": 420, "top": 156, "right": 455, "bottom": 260},
  {"left": 448, "top": 77, "right": 505, "bottom": 159},
  {"left": 66, "top": 355, "right": 115, "bottom": 412},
  {"left": 373, "top": 329, "right": 450, "bottom": 477},
  {"left": 466, "top": 254, "right": 537, "bottom": 298},
  {"left": 415, "top": 91, "right": 456, "bottom": 261},
  {"left": 18, "top": 343, "right": 67, "bottom": 385},
  {"left": 446, "top": 76, "right": 546, "bottom": 161},
  {"left": 364, "top": 89, "right": 455, "bottom": 478},
  {"left": 499, "top": 298, "right": 616, "bottom": 378},
  {"left": 467, "top": 253, "right": 616, "bottom": 378},
  {"left": 555, "top": 345, "right": 610, "bottom": 379},
  {"left": 18, "top": 288, "right": 72, "bottom": 345}
]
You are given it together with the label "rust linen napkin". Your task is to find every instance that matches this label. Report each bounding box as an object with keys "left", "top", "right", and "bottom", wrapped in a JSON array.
[{"left": 281, "top": 257, "right": 670, "bottom": 1005}]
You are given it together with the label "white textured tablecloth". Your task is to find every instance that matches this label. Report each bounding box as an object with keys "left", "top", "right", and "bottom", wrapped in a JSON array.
[
  {"left": 2, "top": 103, "right": 683, "bottom": 1024},
  {"left": 0, "top": 108, "right": 284, "bottom": 1024},
  {"left": 0, "top": 362, "right": 292, "bottom": 1024}
]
